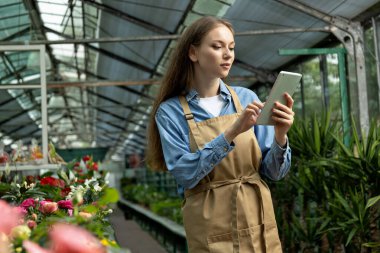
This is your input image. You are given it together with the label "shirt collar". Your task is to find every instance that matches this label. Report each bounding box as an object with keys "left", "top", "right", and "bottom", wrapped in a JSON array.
[{"left": 185, "top": 79, "right": 231, "bottom": 102}]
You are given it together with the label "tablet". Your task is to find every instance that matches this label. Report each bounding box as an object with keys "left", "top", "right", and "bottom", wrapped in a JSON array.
[{"left": 256, "top": 71, "right": 302, "bottom": 125}]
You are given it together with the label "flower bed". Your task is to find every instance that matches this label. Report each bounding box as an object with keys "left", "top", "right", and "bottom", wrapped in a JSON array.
[{"left": 0, "top": 156, "right": 129, "bottom": 253}]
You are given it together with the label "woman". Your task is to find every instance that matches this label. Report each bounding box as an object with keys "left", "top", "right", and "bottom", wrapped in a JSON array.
[{"left": 147, "top": 16, "right": 294, "bottom": 253}]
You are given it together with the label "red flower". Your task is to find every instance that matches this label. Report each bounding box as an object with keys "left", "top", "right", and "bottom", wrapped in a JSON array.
[
  {"left": 27, "top": 220, "right": 37, "bottom": 230},
  {"left": 57, "top": 200, "right": 73, "bottom": 210},
  {"left": 40, "top": 177, "right": 65, "bottom": 189},
  {"left": 82, "top": 155, "right": 91, "bottom": 162},
  {"left": 20, "top": 198, "right": 36, "bottom": 209},
  {"left": 60, "top": 187, "right": 71, "bottom": 198}
]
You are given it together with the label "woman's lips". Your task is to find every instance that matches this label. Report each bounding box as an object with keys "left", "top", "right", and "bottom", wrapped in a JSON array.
[{"left": 220, "top": 63, "right": 231, "bottom": 69}]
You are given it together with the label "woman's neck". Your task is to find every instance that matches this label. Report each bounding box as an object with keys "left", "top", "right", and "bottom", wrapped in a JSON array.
[{"left": 192, "top": 75, "right": 220, "bottom": 98}]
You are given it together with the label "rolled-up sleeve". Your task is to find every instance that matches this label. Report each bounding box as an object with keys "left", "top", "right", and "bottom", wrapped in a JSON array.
[
  {"left": 255, "top": 125, "right": 292, "bottom": 180},
  {"left": 156, "top": 109, "right": 234, "bottom": 190}
]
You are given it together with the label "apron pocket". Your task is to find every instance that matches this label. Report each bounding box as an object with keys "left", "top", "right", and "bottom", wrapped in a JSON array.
[
  {"left": 207, "top": 222, "right": 282, "bottom": 253},
  {"left": 207, "top": 226, "right": 255, "bottom": 253}
]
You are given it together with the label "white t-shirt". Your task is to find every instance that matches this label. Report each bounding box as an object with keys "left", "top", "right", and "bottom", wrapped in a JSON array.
[{"left": 198, "top": 95, "right": 226, "bottom": 117}]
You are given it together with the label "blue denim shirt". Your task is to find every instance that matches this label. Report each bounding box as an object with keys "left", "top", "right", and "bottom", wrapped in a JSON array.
[{"left": 155, "top": 81, "right": 291, "bottom": 196}]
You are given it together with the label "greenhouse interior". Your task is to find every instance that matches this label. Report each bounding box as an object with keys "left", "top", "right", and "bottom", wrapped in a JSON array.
[{"left": 0, "top": 0, "right": 380, "bottom": 252}]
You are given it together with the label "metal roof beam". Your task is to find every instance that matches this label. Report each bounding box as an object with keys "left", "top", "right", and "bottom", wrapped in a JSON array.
[
  {"left": 1, "top": 26, "right": 30, "bottom": 41},
  {"left": 0, "top": 27, "right": 329, "bottom": 45},
  {"left": 0, "top": 92, "right": 26, "bottom": 107},
  {"left": 89, "top": 103, "right": 147, "bottom": 130},
  {"left": 85, "top": 89, "right": 149, "bottom": 116},
  {"left": 82, "top": 0, "right": 172, "bottom": 34},
  {"left": 56, "top": 59, "right": 104, "bottom": 80},
  {"left": 0, "top": 65, "right": 27, "bottom": 83},
  {"left": 44, "top": 26, "right": 155, "bottom": 74},
  {"left": 234, "top": 59, "right": 276, "bottom": 83},
  {"left": 0, "top": 104, "right": 38, "bottom": 127},
  {"left": 117, "top": 86, "right": 154, "bottom": 100}
]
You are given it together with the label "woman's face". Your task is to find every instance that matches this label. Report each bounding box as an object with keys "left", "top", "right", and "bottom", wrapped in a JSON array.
[{"left": 190, "top": 25, "right": 235, "bottom": 79}]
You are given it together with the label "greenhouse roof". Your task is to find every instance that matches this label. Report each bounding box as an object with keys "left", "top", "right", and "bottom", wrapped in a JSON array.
[{"left": 0, "top": 0, "right": 379, "bottom": 161}]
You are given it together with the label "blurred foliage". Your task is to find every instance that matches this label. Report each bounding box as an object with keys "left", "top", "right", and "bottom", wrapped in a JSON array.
[{"left": 121, "top": 183, "right": 183, "bottom": 225}]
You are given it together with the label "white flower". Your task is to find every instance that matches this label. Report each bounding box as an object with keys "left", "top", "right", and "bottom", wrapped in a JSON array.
[{"left": 93, "top": 183, "right": 102, "bottom": 192}]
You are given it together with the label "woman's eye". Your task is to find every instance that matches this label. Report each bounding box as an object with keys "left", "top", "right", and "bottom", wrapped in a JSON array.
[
  {"left": 229, "top": 48, "right": 235, "bottom": 51},
  {"left": 212, "top": 45, "right": 222, "bottom": 49}
]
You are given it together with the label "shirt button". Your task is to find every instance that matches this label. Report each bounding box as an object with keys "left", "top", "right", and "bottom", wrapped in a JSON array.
[
  {"left": 211, "top": 163, "right": 214, "bottom": 167},
  {"left": 224, "top": 147, "right": 228, "bottom": 152}
]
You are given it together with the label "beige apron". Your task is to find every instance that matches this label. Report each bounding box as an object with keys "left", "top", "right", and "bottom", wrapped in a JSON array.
[{"left": 179, "top": 85, "right": 282, "bottom": 253}]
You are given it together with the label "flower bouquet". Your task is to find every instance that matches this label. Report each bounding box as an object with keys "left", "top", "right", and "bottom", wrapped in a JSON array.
[{"left": 0, "top": 155, "right": 130, "bottom": 253}]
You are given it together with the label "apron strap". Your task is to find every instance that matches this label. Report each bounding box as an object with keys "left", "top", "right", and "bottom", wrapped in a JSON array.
[
  {"left": 225, "top": 85, "right": 243, "bottom": 113},
  {"left": 178, "top": 96, "right": 201, "bottom": 152},
  {"left": 225, "top": 84, "right": 262, "bottom": 169}
]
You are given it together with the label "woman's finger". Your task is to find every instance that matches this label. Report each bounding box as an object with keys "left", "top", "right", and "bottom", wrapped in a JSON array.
[
  {"left": 272, "top": 108, "right": 294, "bottom": 120},
  {"left": 274, "top": 101, "right": 293, "bottom": 114},
  {"left": 246, "top": 103, "right": 261, "bottom": 114},
  {"left": 272, "top": 116, "right": 293, "bottom": 126},
  {"left": 284, "top": 92, "right": 294, "bottom": 108}
]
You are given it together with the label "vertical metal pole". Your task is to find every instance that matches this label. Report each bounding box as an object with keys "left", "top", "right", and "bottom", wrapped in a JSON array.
[
  {"left": 372, "top": 17, "right": 380, "bottom": 114},
  {"left": 298, "top": 65, "right": 306, "bottom": 119},
  {"left": 337, "top": 52, "right": 350, "bottom": 146},
  {"left": 353, "top": 27, "right": 370, "bottom": 133},
  {"left": 319, "top": 54, "right": 329, "bottom": 107},
  {"left": 40, "top": 45, "right": 49, "bottom": 164}
]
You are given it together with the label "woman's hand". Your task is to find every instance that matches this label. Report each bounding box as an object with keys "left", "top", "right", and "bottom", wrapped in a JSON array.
[
  {"left": 225, "top": 101, "right": 264, "bottom": 143},
  {"left": 272, "top": 93, "right": 295, "bottom": 147}
]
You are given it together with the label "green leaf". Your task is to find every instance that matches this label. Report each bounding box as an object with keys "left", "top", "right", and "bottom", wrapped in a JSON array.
[
  {"left": 57, "top": 169, "right": 70, "bottom": 185},
  {"left": 362, "top": 241, "right": 380, "bottom": 248},
  {"left": 365, "top": 195, "right": 380, "bottom": 210},
  {"left": 99, "top": 188, "right": 119, "bottom": 206},
  {"left": 313, "top": 115, "right": 321, "bottom": 154},
  {"left": 345, "top": 227, "right": 358, "bottom": 246},
  {"left": 82, "top": 205, "right": 98, "bottom": 213}
]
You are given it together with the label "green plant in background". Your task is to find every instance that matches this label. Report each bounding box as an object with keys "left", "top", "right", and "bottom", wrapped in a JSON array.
[
  {"left": 273, "top": 110, "right": 380, "bottom": 252},
  {"left": 121, "top": 183, "right": 183, "bottom": 225}
]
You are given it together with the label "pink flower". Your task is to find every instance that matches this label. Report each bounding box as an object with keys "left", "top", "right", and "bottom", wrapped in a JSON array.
[
  {"left": 20, "top": 198, "right": 36, "bottom": 209},
  {"left": 16, "top": 206, "right": 28, "bottom": 216},
  {"left": 57, "top": 200, "right": 73, "bottom": 210},
  {"left": 27, "top": 220, "right": 37, "bottom": 230},
  {"left": 23, "top": 240, "right": 52, "bottom": 253},
  {"left": 50, "top": 223, "right": 105, "bottom": 253},
  {"left": 0, "top": 200, "right": 22, "bottom": 235},
  {"left": 39, "top": 201, "right": 58, "bottom": 214},
  {"left": 67, "top": 209, "right": 73, "bottom": 217}
]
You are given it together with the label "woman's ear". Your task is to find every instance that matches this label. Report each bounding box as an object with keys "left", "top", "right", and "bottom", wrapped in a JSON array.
[{"left": 188, "top": 45, "right": 198, "bottom": 62}]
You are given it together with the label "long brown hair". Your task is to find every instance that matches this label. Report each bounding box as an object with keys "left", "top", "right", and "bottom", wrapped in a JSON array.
[{"left": 146, "top": 16, "right": 234, "bottom": 171}]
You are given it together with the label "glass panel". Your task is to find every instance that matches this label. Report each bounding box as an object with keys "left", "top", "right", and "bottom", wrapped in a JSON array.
[
  {"left": 300, "top": 57, "right": 323, "bottom": 117},
  {"left": 326, "top": 53, "right": 342, "bottom": 120},
  {"left": 364, "top": 27, "right": 380, "bottom": 122}
]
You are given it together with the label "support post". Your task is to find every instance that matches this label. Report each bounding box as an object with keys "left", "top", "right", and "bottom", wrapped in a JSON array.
[
  {"left": 0, "top": 45, "right": 49, "bottom": 163},
  {"left": 372, "top": 17, "right": 380, "bottom": 115}
]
